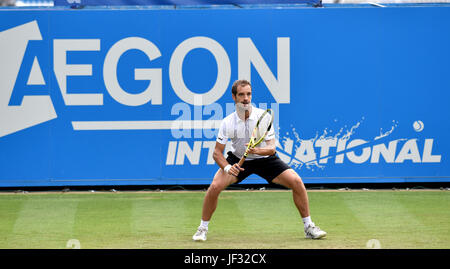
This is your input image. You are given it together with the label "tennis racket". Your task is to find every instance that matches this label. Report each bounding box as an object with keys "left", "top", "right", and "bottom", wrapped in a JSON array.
[{"left": 237, "top": 109, "right": 274, "bottom": 167}]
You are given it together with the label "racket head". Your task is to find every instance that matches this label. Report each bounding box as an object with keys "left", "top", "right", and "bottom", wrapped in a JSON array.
[
  {"left": 251, "top": 109, "right": 274, "bottom": 147},
  {"left": 242, "top": 136, "right": 255, "bottom": 158}
]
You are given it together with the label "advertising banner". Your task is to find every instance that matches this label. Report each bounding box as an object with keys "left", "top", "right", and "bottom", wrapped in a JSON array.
[{"left": 0, "top": 6, "right": 449, "bottom": 186}]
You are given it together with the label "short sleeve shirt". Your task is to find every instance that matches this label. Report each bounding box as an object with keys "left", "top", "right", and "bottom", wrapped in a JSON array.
[{"left": 216, "top": 106, "right": 275, "bottom": 160}]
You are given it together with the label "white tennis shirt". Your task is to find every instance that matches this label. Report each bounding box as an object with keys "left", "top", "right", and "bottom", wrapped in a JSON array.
[{"left": 216, "top": 105, "right": 275, "bottom": 160}]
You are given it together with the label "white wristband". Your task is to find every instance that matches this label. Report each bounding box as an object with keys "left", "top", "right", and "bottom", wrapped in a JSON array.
[{"left": 223, "top": 164, "right": 232, "bottom": 174}]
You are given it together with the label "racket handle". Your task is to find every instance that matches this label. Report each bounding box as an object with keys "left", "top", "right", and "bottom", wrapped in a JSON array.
[
  {"left": 237, "top": 156, "right": 246, "bottom": 167},
  {"left": 238, "top": 146, "right": 251, "bottom": 167}
]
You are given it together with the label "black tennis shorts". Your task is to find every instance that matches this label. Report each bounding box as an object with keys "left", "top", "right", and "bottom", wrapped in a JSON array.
[{"left": 226, "top": 151, "right": 291, "bottom": 183}]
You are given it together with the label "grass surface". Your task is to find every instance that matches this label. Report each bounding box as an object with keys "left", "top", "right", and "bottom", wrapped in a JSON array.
[{"left": 0, "top": 190, "right": 449, "bottom": 249}]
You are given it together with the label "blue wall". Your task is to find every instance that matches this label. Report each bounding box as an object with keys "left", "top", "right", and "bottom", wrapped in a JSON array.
[{"left": 0, "top": 5, "right": 449, "bottom": 187}]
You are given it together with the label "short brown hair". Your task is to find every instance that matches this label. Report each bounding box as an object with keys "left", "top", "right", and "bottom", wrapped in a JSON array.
[{"left": 231, "top": 79, "right": 252, "bottom": 95}]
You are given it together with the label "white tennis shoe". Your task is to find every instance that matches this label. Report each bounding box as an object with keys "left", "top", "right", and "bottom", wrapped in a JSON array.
[
  {"left": 305, "top": 223, "right": 327, "bottom": 239},
  {"left": 192, "top": 226, "right": 208, "bottom": 241}
]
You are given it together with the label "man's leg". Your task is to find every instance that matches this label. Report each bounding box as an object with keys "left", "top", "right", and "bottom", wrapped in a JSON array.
[
  {"left": 202, "top": 168, "right": 238, "bottom": 221},
  {"left": 272, "top": 169, "right": 310, "bottom": 218},
  {"left": 272, "top": 169, "right": 326, "bottom": 239},
  {"left": 193, "top": 168, "right": 237, "bottom": 241}
]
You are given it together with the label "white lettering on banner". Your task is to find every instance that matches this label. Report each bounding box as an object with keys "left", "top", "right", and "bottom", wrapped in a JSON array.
[
  {"left": 239, "top": 37, "right": 290, "bottom": 103},
  {"left": 166, "top": 141, "right": 178, "bottom": 165},
  {"left": 275, "top": 119, "right": 443, "bottom": 170},
  {"left": 395, "top": 139, "right": 421, "bottom": 163},
  {"left": 167, "top": 141, "right": 216, "bottom": 165},
  {"left": 422, "top": 139, "right": 441, "bottom": 162},
  {"left": 0, "top": 21, "right": 57, "bottom": 138},
  {"left": 54, "top": 39, "right": 103, "bottom": 105},
  {"left": 27, "top": 57, "right": 45, "bottom": 85},
  {"left": 294, "top": 140, "right": 317, "bottom": 165},
  {"left": 53, "top": 36, "right": 291, "bottom": 107},
  {"left": 176, "top": 141, "right": 202, "bottom": 165},
  {"left": 335, "top": 139, "right": 347, "bottom": 164},
  {"left": 370, "top": 140, "right": 398, "bottom": 163},
  {"left": 168, "top": 138, "right": 442, "bottom": 166},
  {"left": 1, "top": 21, "right": 292, "bottom": 137},
  {"left": 0, "top": 20, "right": 444, "bottom": 172},
  {"left": 315, "top": 139, "right": 337, "bottom": 164},
  {"left": 346, "top": 139, "right": 371, "bottom": 164},
  {"left": 169, "top": 37, "right": 230, "bottom": 106},
  {"left": 103, "top": 37, "right": 162, "bottom": 106}
]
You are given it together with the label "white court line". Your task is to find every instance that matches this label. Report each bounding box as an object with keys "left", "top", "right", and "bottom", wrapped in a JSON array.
[{"left": 72, "top": 120, "right": 222, "bottom": 131}]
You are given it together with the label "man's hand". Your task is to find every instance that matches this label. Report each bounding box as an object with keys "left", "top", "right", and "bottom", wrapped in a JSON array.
[
  {"left": 247, "top": 146, "right": 260, "bottom": 155},
  {"left": 245, "top": 139, "right": 276, "bottom": 156},
  {"left": 224, "top": 163, "right": 244, "bottom": 177}
]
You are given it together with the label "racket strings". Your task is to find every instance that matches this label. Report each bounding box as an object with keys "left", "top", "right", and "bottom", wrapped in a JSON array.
[{"left": 254, "top": 112, "right": 273, "bottom": 143}]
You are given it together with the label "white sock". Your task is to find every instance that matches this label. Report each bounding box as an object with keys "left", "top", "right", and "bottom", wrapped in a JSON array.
[
  {"left": 200, "top": 220, "right": 209, "bottom": 229},
  {"left": 302, "top": 216, "right": 313, "bottom": 229}
]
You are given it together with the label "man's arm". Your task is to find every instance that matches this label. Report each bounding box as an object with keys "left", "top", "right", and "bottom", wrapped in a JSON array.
[
  {"left": 213, "top": 142, "right": 244, "bottom": 177},
  {"left": 213, "top": 142, "right": 229, "bottom": 170},
  {"left": 247, "top": 139, "right": 276, "bottom": 156}
]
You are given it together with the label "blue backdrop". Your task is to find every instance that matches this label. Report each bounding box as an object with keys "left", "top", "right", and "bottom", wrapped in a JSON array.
[{"left": 0, "top": 5, "right": 449, "bottom": 187}]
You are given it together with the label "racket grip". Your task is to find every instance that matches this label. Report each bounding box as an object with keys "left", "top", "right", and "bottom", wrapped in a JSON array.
[{"left": 237, "top": 157, "right": 245, "bottom": 167}]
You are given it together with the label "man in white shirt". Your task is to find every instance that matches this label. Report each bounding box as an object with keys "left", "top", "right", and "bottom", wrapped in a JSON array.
[{"left": 193, "top": 80, "right": 326, "bottom": 241}]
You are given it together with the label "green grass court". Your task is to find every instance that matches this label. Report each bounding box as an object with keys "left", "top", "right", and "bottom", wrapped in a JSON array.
[{"left": 0, "top": 189, "right": 449, "bottom": 249}]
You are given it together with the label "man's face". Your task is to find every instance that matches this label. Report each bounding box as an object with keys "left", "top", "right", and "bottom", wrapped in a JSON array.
[{"left": 233, "top": 84, "right": 252, "bottom": 110}]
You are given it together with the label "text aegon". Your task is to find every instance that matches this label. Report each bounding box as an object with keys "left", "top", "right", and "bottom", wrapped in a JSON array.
[{"left": 53, "top": 37, "right": 291, "bottom": 106}]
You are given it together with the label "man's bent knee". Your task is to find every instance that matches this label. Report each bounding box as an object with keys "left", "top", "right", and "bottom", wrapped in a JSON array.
[
  {"left": 273, "top": 169, "right": 304, "bottom": 189},
  {"left": 207, "top": 182, "right": 225, "bottom": 196},
  {"left": 208, "top": 170, "right": 237, "bottom": 195}
]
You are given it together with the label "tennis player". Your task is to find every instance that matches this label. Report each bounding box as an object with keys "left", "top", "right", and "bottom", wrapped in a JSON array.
[{"left": 193, "top": 79, "right": 326, "bottom": 241}]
